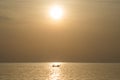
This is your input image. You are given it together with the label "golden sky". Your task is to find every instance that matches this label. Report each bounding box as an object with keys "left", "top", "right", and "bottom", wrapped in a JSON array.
[{"left": 0, "top": 0, "right": 120, "bottom": 62}]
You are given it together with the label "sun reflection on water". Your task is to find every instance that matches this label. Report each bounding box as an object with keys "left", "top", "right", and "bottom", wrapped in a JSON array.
[
  {"left": 49, "top": 62, "right": 62, "bottom": 80},
  {"left": 51, "top": 62, "right": 61, "bottom": 66}
]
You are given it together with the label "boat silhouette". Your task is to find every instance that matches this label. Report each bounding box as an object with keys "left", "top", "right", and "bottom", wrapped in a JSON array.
[{"left": 52, "top": 64, "right": 61, "bottom": 67}]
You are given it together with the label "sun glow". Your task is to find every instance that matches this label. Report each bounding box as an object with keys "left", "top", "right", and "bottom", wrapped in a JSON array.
[{"left": 50, "top": 5, "right": 63, "bottom": 20}]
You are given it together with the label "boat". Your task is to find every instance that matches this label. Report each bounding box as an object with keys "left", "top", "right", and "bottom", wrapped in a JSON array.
[{"left": 52, "top": 64, "right": 61, "bottom": 67}]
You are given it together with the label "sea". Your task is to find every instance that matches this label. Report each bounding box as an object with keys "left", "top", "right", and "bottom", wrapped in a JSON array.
[{"left": 0, "top": 63, "right": 120, "bottom": 80}]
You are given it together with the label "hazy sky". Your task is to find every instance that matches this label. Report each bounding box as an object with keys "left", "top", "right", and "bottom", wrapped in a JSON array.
[{"left": 0, "top": 0, "right": 120, "bottom": 62}]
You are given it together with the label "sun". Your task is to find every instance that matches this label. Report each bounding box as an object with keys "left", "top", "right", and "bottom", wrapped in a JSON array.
[{"left": 50, "top": 5, "right": 63, "bottom": 20}]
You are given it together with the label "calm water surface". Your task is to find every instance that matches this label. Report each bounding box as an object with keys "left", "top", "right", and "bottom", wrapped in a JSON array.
[{"left": 0, "top": 63, "right": 120, "bottom": 80}]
